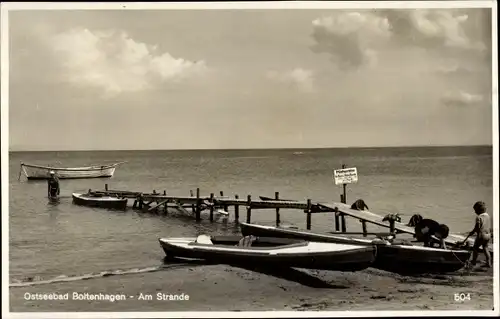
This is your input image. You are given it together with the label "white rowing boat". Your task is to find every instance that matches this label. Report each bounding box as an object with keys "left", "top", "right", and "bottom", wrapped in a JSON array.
[
  {"left": 20, "top": 162, "right": 126, "bottom": 180},
  {"left": 159, "top": 235, "right": 376, "bottom": 271}
]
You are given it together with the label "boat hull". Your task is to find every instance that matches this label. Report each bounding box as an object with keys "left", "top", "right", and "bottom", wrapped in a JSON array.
[
  {"left": 159, "top": 236, "right": 376, "bottom": 272},
  {"left": 375, "top": 245, "right": 470, "bottom": 274},
  {"left": 72, "top": 193, "right": 128, "bottom": 210},
  {"left": 21, "top": 164, "right": 118, "bottom": 180},
  {"left": 240, "top": 223, "right": 471, "bottom": 275}
]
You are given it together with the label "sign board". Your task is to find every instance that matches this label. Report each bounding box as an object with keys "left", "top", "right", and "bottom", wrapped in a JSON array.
[{"left": 333, "top": 167, "right": 358, "bottom": 185}]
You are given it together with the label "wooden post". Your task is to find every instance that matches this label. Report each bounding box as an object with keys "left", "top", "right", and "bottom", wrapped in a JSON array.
[
  {"left": 152, "top": 190, "right": 157, "bottom": 213},
  {"left": 334, "top": 207, "right": 340, "bottom": 232},
  {"left": 209, "top": 193, "right": 214, "bottom": 222},
  {"left": 341, "top": 164, "right": 347, "bottom": 204},
  {"left": 190, "top": 190, "right": 195, "bottom": 213},
  {"left": 220, "top": 191, "right": 228, "bottom": 211},
  {"left": 341, "top": 213, "right": 347, "bottom": 233},
  {"left": 339, "top": 193, "right": 347, "bottom": 232},
  {"left": 275, "top": 191, "right": 281, "bottom": 227},
  {"left": 234, "top": 194, "right": 240, "bottom": 222},
  {"left": 246, "top": 195, "right": 252, "bottom": 223},
  {"left": 306, "top": 199, "right": 312, "bottom": 230},
  {"left": 163, "top": 191, "right": 167, "bottom": 213},
  {"left": 105, "top": 184, "right": 108, "bottom": 191},
  {"left": 195, "top": 188, "right": 201, "bottom": 221},
  {"left": 361, "top": 220, "right": 367, "bottom": 237}
]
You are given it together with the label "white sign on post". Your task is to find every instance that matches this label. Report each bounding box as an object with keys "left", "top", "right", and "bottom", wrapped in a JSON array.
[{"left": 333, "top": 167, "right": 358, "bottom": 185}]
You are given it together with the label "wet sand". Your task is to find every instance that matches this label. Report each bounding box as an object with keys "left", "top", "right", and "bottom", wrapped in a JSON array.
[{"left": 10, "top": 262, "right": 493, "bottom": 312}]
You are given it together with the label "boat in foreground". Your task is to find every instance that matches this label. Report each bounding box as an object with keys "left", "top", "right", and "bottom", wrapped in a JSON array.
[
  {"left": 159, "top": 235, "right": 376, "bottom": 272},
  {"left": 72, "top": 192, "right": 128, "bottom": 210},
  {"left": 20, "top": 162, "right": 126, "bottom": 180},
  {"left": 240, "top": 222, "right": 471, "bottom": 275}
]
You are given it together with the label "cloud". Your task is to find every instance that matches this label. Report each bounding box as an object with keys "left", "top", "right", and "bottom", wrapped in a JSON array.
[
  {"left": 312, "top": 9, "right": 488, "bottom": 71},
  {"left": 441, "top": 91, "right": 485, "bottom": 106},
  {"left": 381, "top": 9, "right": 486, "bottom": 52},
  {"left": 311, "top": 12, "right": 392, "bottom": 69},
  {"left": 50, "top": 28, "right": 207, "bottom": 97},
  {"left": 436, "top": 63, "right": 474, "bottom": 76},
  {"left": 266, "top": 68, "right": 315, "bottom": 93}
]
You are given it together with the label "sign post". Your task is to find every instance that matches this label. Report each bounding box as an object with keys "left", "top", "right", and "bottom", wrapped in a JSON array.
[
  {"left": 333, "top": 165, "right": 358, "bottom": 233},
  {"left": 333, "top": 165, "right": 358, "bottom": 204}
]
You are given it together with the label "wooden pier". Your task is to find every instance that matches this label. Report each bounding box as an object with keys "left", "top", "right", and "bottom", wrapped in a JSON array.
[
  {"left": 82, "top": 183, "right": 405, "bottom": 240},
  {"left": 82, "top": 183, "right": 473, "bottom": 246}
]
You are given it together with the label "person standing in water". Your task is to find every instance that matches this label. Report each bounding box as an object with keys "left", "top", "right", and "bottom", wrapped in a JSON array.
[
  {"left": 466, "top": 201, "right": 492, "bottom": 268},
  {"left": 47, "top": 171, "right": 60, "bottom": 199}
]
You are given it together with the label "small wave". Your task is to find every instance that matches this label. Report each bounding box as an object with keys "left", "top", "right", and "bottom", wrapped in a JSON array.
[
  {"left": 222, "top": 156, "right": 274, "bottom": 160},
  {"left": 9, "top": 263, "right": 195, "bottom": 288}
]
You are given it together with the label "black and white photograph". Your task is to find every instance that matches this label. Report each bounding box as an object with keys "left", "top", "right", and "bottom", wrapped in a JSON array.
[{"left": 2, "top": 1, "right": 498, "bottom": 317}]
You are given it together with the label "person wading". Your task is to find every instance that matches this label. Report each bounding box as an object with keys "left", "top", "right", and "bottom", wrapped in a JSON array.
[{"left": 47, "top": 171, "right": 60, "bottom": 199}]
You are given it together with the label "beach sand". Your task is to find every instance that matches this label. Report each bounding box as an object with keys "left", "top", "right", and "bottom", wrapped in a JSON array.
[{"left": 10, "top": 261, "right": 493, "bottom": 312}]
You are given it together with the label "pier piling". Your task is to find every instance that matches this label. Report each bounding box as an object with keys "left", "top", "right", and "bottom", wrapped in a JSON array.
[
  {"left": 275, "top": 191, "right": 281, "bottom": 227},
  {"left": 190, "top": 190, "right": 195, "bottom": 213},
  {"left": 246, "top": 195, "right": 252, "bottom": 223},
  {"left": 220, "top": 191, "right": 228, "bottom": 211},
  {"left": 306, "top": 199, "right": 312, "bottom": 230},
  {"left": 195, "top": 188, "right": 201, "bottom": 221},
  {"left": 341, "top": 213, "right": 347, "bottom": 233},
  {"left": 334, "top": 207, "right": 340, "bottom": 232},
  {"left": 341, "top": 164, "right": 347, "bottom": 204},
  {"left": 209, "top": 193, "right": 215, "bottom": 222},
  {"left": 163, "top": 191, "right": 167, "bottom": 213},
  {"left": 234, "top": 194, "right": 240, "bottom": 222}
]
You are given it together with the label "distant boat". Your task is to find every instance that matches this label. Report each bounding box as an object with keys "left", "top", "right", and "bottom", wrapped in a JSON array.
[
  {"left": 20, "top": 162, "right": 126, "bottom": 180},
  {"left": 159, "top": 235, "right": 376, "bottom": 272},
  {"left": 72, "top": 192, "right": 128, "bottom": 210}
]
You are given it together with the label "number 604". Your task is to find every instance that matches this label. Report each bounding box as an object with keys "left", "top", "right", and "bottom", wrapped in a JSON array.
[{"left": 454, "top": 293, "right": 471, "bottom": 301}]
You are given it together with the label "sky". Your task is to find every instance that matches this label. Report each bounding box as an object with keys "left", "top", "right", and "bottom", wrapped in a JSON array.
[{"left": 5, "top": 7, "right": 494, "bottom": 151}]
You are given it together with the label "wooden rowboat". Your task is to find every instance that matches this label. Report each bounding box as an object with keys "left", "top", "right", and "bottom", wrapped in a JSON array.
[
  {"left": 20, "top": 162, "right": 126, "bottom": 180},
  {"left": 159, "top": 235, "right": 376, "bottom": 272},
  {"left": 240, "top": 223, "right": 471, "bottom": 275},
  {"left": 72, "top": 192, "right": 128, "bottom": 210}
]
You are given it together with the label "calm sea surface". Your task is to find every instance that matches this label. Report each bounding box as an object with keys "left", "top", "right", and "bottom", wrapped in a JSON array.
[{"left": 8, "top": 147, "right": 493, "bottom": 280}]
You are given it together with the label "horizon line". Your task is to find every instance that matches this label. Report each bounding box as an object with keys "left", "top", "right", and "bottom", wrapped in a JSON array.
[{"left": 8, "top": 144, "right": 494, "bottom": 153}]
